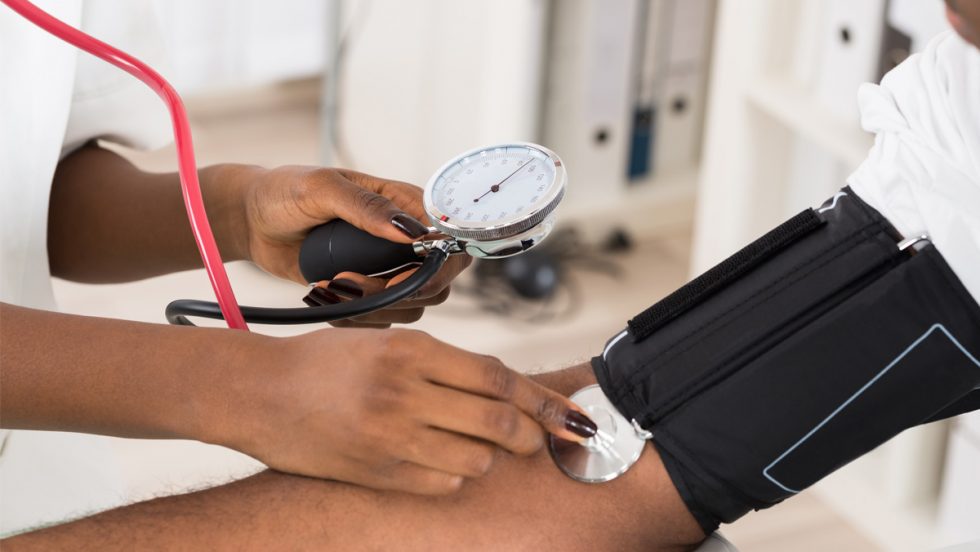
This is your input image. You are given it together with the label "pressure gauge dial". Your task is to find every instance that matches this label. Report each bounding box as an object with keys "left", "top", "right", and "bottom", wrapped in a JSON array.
[{"left": 423, "top": 143, "right": 566, "bottom": 258}]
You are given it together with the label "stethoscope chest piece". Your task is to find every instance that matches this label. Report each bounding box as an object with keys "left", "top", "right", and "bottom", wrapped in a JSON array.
[{"left": 549, "top": 384, "right": 649, "bottom": 483}]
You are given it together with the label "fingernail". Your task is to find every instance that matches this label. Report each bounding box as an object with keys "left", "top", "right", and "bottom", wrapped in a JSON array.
[
  {"left": 304, "top": 286, "right": 341, "bottom": 306},
  {"left": 327, "top": 279, "right": 363, "bottom": 299},
  {"left": 565, "top": 410, "right": 598, "bottom": 439},
  {"left": 391, "top": 213, "right": 429, "bottom": 239}
]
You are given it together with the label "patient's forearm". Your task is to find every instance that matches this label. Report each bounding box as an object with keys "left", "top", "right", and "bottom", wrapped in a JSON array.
[{"left": 3, "top": 364, "right": 704, "bottom": 551}]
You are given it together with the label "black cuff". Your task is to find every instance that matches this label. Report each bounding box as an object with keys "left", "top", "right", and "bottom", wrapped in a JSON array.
[{"left": 592, "top": 188, "right": 980, "bottom": 527}]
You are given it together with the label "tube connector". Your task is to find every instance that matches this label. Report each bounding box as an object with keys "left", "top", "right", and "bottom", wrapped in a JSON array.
[{"left": 413, "top": 238, "right": 463, "bottom": 256}]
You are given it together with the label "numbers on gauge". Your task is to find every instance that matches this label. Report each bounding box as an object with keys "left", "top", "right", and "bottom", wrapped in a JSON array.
[{"left": 431, "top": 147, "right": 557, "bottom": 227}]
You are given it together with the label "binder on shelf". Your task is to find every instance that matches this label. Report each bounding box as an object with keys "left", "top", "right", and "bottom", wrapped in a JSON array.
[
  {"left": 627, "top": 105, "right": 657, "bottom": 181},
  {"left": 650, "top": 0, "right": 714, "bottom": 176},
  {"left": 656, "top": 68, "right": 708, "bottom": 175},
  {"left": 541, "top": 0, "right": 640, "bottom": 209},
  {"left": 627, "top": 0, "right": 669, "bottom": 182},
  {"left": 543, "top": 0, "right": 714, "bottom": 204},
  {"left": 813, "top": 0, "right": 887, "bottom": 122}
]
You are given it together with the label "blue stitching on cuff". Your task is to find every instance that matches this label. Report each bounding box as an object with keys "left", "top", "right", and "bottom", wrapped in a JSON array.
[{"left": 763, "top": 323, "right": 980, "bottom": 494}]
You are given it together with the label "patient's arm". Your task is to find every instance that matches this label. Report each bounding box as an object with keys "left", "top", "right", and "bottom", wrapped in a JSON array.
[{"left": 3, "top": 363, "right": 705, "bottom": 552}]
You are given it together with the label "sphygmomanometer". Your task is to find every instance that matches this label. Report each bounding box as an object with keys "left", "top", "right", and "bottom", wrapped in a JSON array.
[
  {"left": 165, "top": 141, "right": 568, "bottom": 326},
  {"left": 553, "top": 188, "right": 980, "bottom": 533}
]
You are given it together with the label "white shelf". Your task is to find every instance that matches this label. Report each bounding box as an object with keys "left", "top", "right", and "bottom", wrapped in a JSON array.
[
  {"left": 745, "top": 75, "right": 873, "bottom": 169},
  {"left": 559, "top": 167, "right": 699, "bottom": 240},
  {"left": 812, "top": 458, "right": 940, "bottom": 552}
]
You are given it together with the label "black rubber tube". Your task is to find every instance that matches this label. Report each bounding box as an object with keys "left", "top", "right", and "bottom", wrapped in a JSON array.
[{"left": 165, "top": 249, "right": 448, "bottom": 326}]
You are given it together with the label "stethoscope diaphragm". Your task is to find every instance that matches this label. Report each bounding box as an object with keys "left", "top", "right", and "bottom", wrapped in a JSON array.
[{"left": 549, "top": 384, "right": 650, "bottom": 483}]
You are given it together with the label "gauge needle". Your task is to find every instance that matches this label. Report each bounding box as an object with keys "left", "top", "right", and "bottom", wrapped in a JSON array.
[{"left": 473, "top": 160, "right": 534, "bottom": 203}]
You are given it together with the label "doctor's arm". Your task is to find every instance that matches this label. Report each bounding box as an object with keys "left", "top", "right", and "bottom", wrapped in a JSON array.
[
  {"left": 47, "top": 142, "right": 469, "bottom": 326},
  {"left": 2, "top": 362, "right": 706, "bottom": 552},
  {"left": 0, "top": 303, "right": 596, "bottom": 495}
]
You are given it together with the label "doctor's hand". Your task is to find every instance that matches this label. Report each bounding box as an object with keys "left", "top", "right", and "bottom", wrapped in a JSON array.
[
  {"left": 211, "top": 164, "right": 470, "bottom": 326},
  {"left": 214, "top": 328, "right": 599, "bottom": 495}
]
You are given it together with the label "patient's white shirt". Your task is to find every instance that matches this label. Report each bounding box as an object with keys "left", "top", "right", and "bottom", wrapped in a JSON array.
[
  {"left": 848, "top": 31, "right": 980, "bottom": 306},
  {"left": 0, "top": 0, "right": 169, "bottom": 535}
]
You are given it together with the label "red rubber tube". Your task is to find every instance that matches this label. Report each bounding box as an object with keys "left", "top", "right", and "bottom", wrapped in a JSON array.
[{"left": 3, "top": 0, "right": 249, "bottom": 330}]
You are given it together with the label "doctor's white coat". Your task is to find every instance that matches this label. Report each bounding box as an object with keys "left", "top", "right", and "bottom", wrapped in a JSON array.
[{"left": 0, "top": 0, "right": 170, "bottom": 535}]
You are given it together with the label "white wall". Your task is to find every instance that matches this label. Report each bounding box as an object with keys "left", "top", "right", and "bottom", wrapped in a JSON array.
[
  {"left": 151, "top": 0, "right": 330, "bottom": 93},
  {"left": 336, "top": 0, "right": 547, "bottom": 185}
]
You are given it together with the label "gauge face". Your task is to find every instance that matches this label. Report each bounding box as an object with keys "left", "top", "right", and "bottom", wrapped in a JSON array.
[{"left": 424, "top": 144, "right": 565, "bottom": 240}]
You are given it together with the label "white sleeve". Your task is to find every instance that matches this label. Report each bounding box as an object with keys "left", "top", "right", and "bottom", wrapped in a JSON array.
[
  {"left": 60, "top": 0, "right": 173, "bottom": 157},
  {"left": 847, "top": 31, "right": 980, "bottom": 306}
]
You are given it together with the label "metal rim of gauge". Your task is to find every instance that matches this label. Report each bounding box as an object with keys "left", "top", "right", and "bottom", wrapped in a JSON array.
[{"left": 422, "top": 142, "right": 566, "bottom": 242}]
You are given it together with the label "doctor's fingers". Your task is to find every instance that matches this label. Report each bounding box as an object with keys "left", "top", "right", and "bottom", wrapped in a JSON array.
[
  {"left": 418, "top": 343, "right": 598, "bottom": 445},
  {"left": 302, "top": 279, "right": 426, "bottom": 327},
  {"left": 328, "top": 308, "right": 424, "bottom": 327},
  {"left": 394, "top": 428, "right": 501, "bottom": 479},
  {"left": 391, "top": 254, "right": 472, "bottom": 301},
  {"left": 416, "top": 383, "right": 545, "bottom": 456},
  {"left": 336, "top": 169, "right": 427, "bottom": 221},
  {"left": 365, "top": 252, "right": 471, "bottom": 305},
  {"left": 306, "top": 170, "right": 428, "bottom": 244},
  {"left": 302, "top": 255, "right": 467, "bottom": 326},
  {"left": 301, "top": 291, "right": 414, "bottom": 328},
  {"left": 325, "top": 270, "right": 456, "bottom": 308}
]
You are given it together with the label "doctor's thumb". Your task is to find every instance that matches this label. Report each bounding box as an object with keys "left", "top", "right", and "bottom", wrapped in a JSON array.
[{"left": 324, "top": 177, "right": 429, "bottom": 244}]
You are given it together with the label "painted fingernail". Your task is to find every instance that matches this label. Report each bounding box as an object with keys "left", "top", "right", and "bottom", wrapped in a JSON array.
[
  {"left": 327, "top": 279, "right": 363, "bottom": 299},
  {"left": 565, "top": 410, "right": 598, "bottom": 439},
  {"left": 391, "top": 213, "right": 429, "bottom": 239},
  {"left": 304, "top": 286, "right": 341, "bottom": 306}
]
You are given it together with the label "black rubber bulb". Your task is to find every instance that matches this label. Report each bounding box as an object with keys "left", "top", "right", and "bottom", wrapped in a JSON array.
[{"left": 298, "top": 220, "right": 422, "bottom": 282}]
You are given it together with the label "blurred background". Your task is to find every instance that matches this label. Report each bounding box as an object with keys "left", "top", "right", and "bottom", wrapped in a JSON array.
[{"left": 51, "top": 0, "right": 978, "bottom": 550}]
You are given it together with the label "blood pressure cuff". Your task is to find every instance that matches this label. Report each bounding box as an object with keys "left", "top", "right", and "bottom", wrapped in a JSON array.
[{"left": 591, "top": 188, "right": 980, "bottom": 533}]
